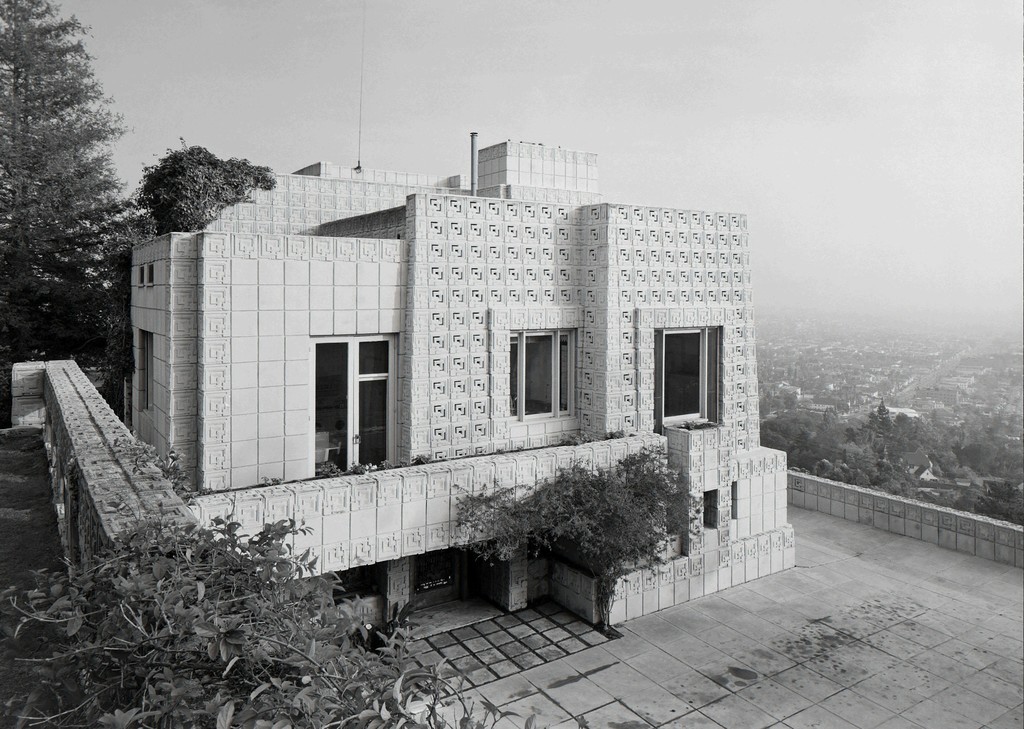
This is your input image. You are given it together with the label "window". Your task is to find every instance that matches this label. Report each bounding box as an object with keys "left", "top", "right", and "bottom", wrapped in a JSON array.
[
  {"left": 704, "top": 489, "right": 719, "bottom": 528},
  {"left": 509, "top": 330, "right": 573, "bottom": 419},
  {"left": 654, "top": 327, "right": 720, "bottom": 430},
  {"left": 138, "top": 330, "right": 154, "bottom": 411},
  {"left": 314, "top": 337, "right": 394, "bottom": 469}
]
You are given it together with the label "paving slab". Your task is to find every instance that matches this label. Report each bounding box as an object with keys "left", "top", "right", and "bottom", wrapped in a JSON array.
[{"left": 413, "top": 509, "right": 1022, "bottom": 728}]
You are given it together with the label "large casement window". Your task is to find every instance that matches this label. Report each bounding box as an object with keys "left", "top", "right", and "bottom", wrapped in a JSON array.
[
  {"left": 509, "top": 330, "right": 574, "bottom": 419},
  {"left": 314, "top": 337, "right": 395, "bottom": 469},
  {"left": 138, "top": 330, "right": 154, "bottom": 411},
  {"left": 654, "top": 327, "right": 720, "bottom": 431}
]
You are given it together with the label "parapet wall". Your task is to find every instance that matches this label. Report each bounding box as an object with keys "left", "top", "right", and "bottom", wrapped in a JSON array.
[
  {"left": 11, "top": 361, "right": 195, "bottom": 566},
  {"left": 189, "top": 434, "right": 666, "bottom": 577},
  {"left": 788, "top": 472, "right": 1023, "bottom": 568}
]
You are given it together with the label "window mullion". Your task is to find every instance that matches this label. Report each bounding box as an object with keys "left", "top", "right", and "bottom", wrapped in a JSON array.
[
  {"left": 348, "top": 345, "right": 358, "bottom": 466},
  {"left": 519, "top": 333, "right": 526, "bottom": 420}
]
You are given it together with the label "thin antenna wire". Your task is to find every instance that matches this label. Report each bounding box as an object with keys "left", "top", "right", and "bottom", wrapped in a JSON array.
[{"left": 355, "top": 0, "right": 366, "bottom": 172}]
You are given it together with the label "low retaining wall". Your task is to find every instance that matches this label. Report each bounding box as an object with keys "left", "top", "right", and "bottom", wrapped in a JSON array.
[
  {"left": 550, "top": 525, "right": 795, "bottom": 624},
  {"left": 190, "top": 434, "right": 666, "bottom": 580},
  {"left": 788, "top": 472, "right": 1023, "bottom": 568},
  {"left": 11, "top": 361, "right": 195, "bottom": 566}
]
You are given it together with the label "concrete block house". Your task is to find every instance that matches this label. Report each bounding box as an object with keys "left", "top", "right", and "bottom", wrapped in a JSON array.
[{"left": 131, "top": 137, "right": 793, "bottom": 624}]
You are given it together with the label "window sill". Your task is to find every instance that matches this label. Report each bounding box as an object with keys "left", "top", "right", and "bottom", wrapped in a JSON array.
[{"left": 663, "top": 418, "right": 718, "bottom": 430}]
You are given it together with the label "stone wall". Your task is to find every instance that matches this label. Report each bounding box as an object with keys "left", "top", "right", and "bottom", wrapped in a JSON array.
[
  {"left": 788, "top": 472, "right": 1023, "bottom": 568},
  {"left": 11, "top": 361, "right": 194, "bottom": 566}
]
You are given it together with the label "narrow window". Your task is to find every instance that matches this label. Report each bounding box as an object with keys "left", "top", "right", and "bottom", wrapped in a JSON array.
[
  {"left": 509, "top": 337, "right": 518, "bottom": 417},
  {"left": 147, "top": 263, "right": 155, "bottom": 284},
  {"left": 704, "top": 489, "right": 719, "bottom": 529},
  {"left": 559, "top": 333, "right": 570, "bottom": 412},
  {"left": 138, "top": 330, "right": 154, "bottom": 410},
  {"left": 524, "top": 335, "right": 553, "bottom": 415},
  {"left": 731, "top": 481, "right": 739, "bottom": 520}
]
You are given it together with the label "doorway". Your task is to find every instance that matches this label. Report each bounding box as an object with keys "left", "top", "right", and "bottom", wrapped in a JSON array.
[
  {"left": 313, "top": 337, "right": 394, "bottom": 471},
  {"left": 412, "top": 549, "right": 469, "bottom": 609}
]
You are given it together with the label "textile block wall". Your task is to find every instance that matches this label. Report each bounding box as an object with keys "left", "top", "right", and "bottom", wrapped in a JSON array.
[{"left": 189, "top": 435, "right": 663, "bottom": 574}]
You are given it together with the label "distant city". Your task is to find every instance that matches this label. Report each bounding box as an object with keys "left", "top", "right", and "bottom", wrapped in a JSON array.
[{"left": 756, "top": 308, "right": 1024, "bottom": 523}]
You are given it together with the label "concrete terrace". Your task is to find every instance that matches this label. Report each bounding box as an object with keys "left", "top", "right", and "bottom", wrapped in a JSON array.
[{"left": 445, "top": 508, "right": 1023, "bottom": 728}]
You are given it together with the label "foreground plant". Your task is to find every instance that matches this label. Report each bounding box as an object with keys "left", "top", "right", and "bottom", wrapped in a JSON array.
[{"left": 1, "top": 518, "right": 516, "bottom": 728}]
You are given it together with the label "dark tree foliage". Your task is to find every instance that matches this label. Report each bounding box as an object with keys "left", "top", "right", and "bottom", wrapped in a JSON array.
[
  {"left": 137, "top": 142, "right": 275, "bottom": 235},
  {"left": 765, "top": 399, "right": 1024, "bottom": 523},
  {"left": 0, "top": 0, "right": 126, "bottom": 426}
]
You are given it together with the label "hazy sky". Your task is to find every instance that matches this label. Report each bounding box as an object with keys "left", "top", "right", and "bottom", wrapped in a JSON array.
[{"left": 60, "top": 0, "right": 1023, "bottom": 330}]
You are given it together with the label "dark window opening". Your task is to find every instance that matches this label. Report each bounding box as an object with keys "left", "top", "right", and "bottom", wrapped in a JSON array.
[{"left": 704, "top": 489, "right": 719, "bottom": 529}]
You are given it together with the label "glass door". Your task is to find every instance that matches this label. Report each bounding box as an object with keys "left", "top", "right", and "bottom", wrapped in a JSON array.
[
  {"left": 315, "top": 343, "right": 348, "bottom": 469},
  {"left": 314, "top": 338, "right": 393, "bottom": 470}
]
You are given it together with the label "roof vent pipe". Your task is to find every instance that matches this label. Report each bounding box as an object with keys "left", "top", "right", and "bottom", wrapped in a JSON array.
[{"left": 470, "top": 132, "right": 478, "bottom": 195}]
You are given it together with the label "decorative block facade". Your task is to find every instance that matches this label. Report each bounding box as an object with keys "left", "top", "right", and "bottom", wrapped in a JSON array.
[{"left": 129, "top": 138, "right": 792, "bottom": 623}]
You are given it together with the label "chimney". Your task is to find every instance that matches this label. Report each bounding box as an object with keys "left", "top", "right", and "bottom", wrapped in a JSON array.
[{"left": 470, "top": 132, "right": 478, "bottom": 195}]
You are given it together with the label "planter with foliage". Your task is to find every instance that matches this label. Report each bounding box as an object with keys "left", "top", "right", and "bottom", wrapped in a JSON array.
[{"left": 455, "top": 449, "right": 687, "bottom": 630}]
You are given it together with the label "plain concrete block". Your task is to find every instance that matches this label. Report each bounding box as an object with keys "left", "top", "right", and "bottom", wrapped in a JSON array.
[
  {"left": 334, "top": 261, "right": 357, "bottom": 286},
  {"left": 258, "top": 286, "right": 283, "bottom": 310},
  {"left": 310, "top": 311, "right": 332, "bottom": 335},
  {"left": 975, "top": 538, "right": 994, "bottom": 561},
  {"left": 232, "top": 311, "right": 258, "bottom": 336},
  {"left": 258, "top": 259, "right": 283, "bottom": 285},
  {"left": 257, "top": 387, "right": 284, "bottom": 413},
  {"left": 232, "top": 259, "right": 258, "bottom": 285},
  {"left": 258, "top": 413, "right": 283, "bottom": 439},
  {"left": 310, "top": 286, "right": 333, "bottom": 310},
  {"left": 642, "top": 588, "right": 660, "bottom": 616},
  {"left": 309, "top": 261, "right": 332, "bottom": 286},
  {"left": 257, "top": 336, "right": 284, "bottom": 361},
  {"left": 334, "top": 311, "right": 357, "bottom": 334},
  {"left": 955, "top": 534, "right": 975, "bottom": 555},
  {"left": 334, "top": 287, "right": 356, "bottom": 309},
  {"left": 231, "top": 414, "right": 257, "bottom": 441},
  {"left": 231, "top": 439, "right": 258, "bottom": 467},
  {"left": 258, "top": 311, "right": 284, "bottom": 336},
  {"left": 284, "top": 260, "right": 308, "bottom": 285},
  {"left": 356, "top": 310, "right": 377, "bottom": 333}
]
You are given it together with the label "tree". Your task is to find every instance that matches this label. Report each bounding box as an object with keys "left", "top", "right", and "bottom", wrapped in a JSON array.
[
  {"left": 136, "top": 142, "right": 275, "bottom": 235},
  {"left": 0, "top": 0, "right": 126, "bottom": 426},
  {"left": 93, "top": 144, "right": 276, "bottom": 422}
]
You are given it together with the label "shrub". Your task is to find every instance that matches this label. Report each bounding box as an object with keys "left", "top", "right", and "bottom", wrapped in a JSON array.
[{"left": 1, "top": 518, "right": 512, "bottom": 728}]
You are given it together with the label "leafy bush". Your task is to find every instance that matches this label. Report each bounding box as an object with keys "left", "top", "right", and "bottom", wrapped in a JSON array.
[
  {"left": 0, "top": 518, "right": 510, "bottom": 728},
  {"left": 456, "top": 449, "right": 687, "bottom": 629},
  {"left": 137, "top": 143, "right": 275, "bottom": 235}
]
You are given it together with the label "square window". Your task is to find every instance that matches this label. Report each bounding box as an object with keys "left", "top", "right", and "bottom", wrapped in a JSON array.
[
  {"left": 654, "top": 327, "right": 720, "bottom": 430},
  {"left": 509, "top": 330, "right": 574, "bottom": 420}
]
